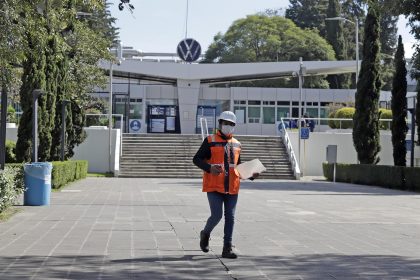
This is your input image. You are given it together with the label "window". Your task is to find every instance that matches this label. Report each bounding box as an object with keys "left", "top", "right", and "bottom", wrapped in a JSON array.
[
  {"left": 277, "top": 107, "right": 289, "bottom": 121},
  {"left": 263, "top": 107, "right": 275, "bottom": 124},
  {"left": 320, "top": 108, "right": 328, "bottom": 125},
  {"left": 129, "top": 99, "right": 142, "bottom": 119},
  {"left": 248, "top": 100, "right": 261, "bottom": 105},
  {"left": 277, "top": 101, "right": 289, "bottom": 106},
  {"left": 234, "top": 100, "right": 246, "bottom": 105},
  {"left": 234, "top": 106, "right": 246, "bottom": 124},
  {"left": 248, "top": 107, "right": 261, "bottom": 123},
  {"left": 263, "top": 101, "right": 275, "bottom": 105}
]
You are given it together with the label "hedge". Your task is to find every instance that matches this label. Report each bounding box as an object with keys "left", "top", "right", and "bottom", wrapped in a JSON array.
[
  {"left": 0, "top": 161, "right": 88, "bottom": 214},
  {"left": 323, "top": 162, "right": 420, "bottom": 192},
  {"left": 51, "top": 160, "right": 88, "bottom": 189}
]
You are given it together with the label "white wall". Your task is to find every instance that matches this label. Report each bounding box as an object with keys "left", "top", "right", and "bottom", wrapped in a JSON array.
[
  {"left": 288, "top": 131, "right": 404, "bottom": 176},
  {"left": 6, "top": 127, "right": 121, "bottom": 175},
  {"left": 72, "top": 127, "right": 120, "bottom": 174}
]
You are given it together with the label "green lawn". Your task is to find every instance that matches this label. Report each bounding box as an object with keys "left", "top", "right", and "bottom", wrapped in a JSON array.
[
  {"left": 0, "top": 207, "right": 22, "bottom": 222},
  {"left": 87, "top": 172, "right": 114, "bottom": 177}
]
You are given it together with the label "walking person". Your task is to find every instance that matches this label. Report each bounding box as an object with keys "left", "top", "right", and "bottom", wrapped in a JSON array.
[{"left": 193, "top": 111, "right": 259, "bottom": 259}]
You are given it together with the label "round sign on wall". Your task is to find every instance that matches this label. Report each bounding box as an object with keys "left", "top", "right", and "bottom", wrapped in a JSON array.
[
  {"left": 177, "top": 38, "right": 201, "bottom": 63},
  {"left": 129, "top": 119, "right": 141, "bottom": 133}
]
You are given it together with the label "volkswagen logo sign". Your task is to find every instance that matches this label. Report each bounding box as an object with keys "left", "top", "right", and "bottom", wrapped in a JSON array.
[{"left": 177, "top": 38, "right": 201, "bottom": 63}]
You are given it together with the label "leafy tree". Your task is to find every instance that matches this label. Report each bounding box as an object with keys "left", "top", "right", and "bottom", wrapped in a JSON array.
[
  {"left": 325, "top": 0, "right": 350, "bottom": 89},
  {"left": 352, "top": 4, "right": 381, "bottom": 164},
  {"left": 0, "top": 0, "right": 24, "bottom": 148},
  {"left": 378, "top": 1, "right": 399, "bottom": 91},
  {"left": 391, "top": 36, "right": 408, "bottom": 166},
  {"left": 16, "top": 3, "right": 48, "bottom": 162},
  {"left": 400, "top": 0, "right": 420, "bottom": 145},
  {"left": 285, "top": 0, "right": 329, "bottom": 37},
  {"left": 203, "top": 14, "right": 335, "bottom": 88},
  {"left": 14, "top": 0, "right": 114, "bottom": 162}
]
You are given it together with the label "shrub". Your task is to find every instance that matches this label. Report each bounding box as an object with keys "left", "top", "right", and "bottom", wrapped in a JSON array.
[
  {"left": 5, "top": 140, "right": 16, "bottom": 163},
  {"left": 379, "top": 108, "right": 392, "bottom": 130},
  {"left": 0, "top": 165, "right": 24, "bottom": 213},
  {"left": 51, "top": 160, "right": 88, "bottom": 189},
  {"left": 327, "top": 103, "right": 344, "bottom": 128},
  {"left": 328, "top": 111, "right": 336, "bottom": 128},
  {"left": 334, "top": 107, "right": 355, "bottom": 129},
  {"left": 7, "top": 106, "right": 16, "bottom": 123}
]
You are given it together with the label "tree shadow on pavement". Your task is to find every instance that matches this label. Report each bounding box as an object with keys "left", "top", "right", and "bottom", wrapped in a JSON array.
[
  {"left": 160, "top": 179, "right": 420, "bottom": 196},
  {"left": 1, "top": 253, "right": 420, "bottom": 279}
]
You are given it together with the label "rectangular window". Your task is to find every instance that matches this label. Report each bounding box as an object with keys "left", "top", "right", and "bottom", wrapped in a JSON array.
[
  {"left": 114, "top": 103, "right": 125, "bottom": 115},
  {"left": 263, "top": 101, "right": 275, "bottom": 105},
  {"left": 248, "top": 100, "right": 261, "bottom": 105},
  {"left": 234, "top": 106, "right": 246, "bottom": 124},
  {"left": 234, "top": 100, "right": 246, "bottom": 105},
  {"left": 277, "top": 107, "right": 289, "bottom": 121},
  {"left": 320, "top": 108, "right": 328, "bottom": 125},
  {"left": 277, "top": 101, "right": 289, "bottom": 106},
  {"left": 263, "top": 107, "right": 275, "bottom": 124},
  {"left": 292, "top": 101, "right": 299, "bottom": 106},
  {"left": 248, "top": 107, "right": 260, "bottom": 123},
  {"left": 130, "top": 103, "right": 142, "bottom": 119}
]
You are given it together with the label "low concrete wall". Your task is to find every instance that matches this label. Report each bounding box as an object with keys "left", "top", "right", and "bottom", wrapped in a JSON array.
[
  {"left": 288, "top": 131, "right": 414, "bottom": 176},
  {"left": 6, "top": 127, "right": 120, "bottom": 174},
  {"left": 71, "top": 127, "right": 120, "bottom": 174}
]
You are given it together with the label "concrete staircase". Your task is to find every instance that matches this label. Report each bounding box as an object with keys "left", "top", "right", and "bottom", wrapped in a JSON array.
[{"left": 119, "top": 134, "right": 295, "bottom": 179}]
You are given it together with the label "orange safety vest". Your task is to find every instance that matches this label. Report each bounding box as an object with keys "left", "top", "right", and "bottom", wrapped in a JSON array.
[{"left": 202, "top": 132, "right": 242, "bottom": 194}]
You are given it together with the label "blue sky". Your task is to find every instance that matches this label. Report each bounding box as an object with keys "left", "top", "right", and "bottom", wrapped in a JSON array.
[{"left": 109, "top": 0, "right": 416, "bottom": 58}]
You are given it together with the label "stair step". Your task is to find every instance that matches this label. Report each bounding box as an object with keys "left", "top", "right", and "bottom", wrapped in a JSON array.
[{"left": 119, "top": 134, "right": 295, "bottom": 180}]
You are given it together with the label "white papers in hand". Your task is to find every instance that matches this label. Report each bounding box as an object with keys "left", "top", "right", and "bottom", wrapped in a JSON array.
[{"left": 236, "top": 159, "right": 266, "bottom": 179}]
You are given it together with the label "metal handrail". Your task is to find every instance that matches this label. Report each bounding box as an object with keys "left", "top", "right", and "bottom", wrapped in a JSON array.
[
  {"left": 282, "top": 117, "right": 395, "bottom": 130},
  {"left": 280, "top": 118, "right": 301, "bottom": 179},
  {"left": 200, "top": 117, "right": 209, "bottom": 140}
]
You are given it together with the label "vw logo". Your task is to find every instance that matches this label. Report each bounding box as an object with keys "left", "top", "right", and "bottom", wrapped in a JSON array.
[{"left": 177, "top": 38, "right": 201, "bottom": 63}]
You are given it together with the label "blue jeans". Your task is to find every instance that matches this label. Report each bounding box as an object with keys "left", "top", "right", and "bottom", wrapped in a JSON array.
[{"left": 203, "top": 192, "right": 238, "bottom": 247}]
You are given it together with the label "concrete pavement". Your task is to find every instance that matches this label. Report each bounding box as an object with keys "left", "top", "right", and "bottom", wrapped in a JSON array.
[{"left": 1, "top": 177, "right": 420, "bottom": 279}]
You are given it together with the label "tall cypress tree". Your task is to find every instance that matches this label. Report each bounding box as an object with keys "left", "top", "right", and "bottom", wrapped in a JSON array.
[
  {"left": 50, "top": 55, "right": 70, "bottom": 161},
  {"left": 326, "top": 0, "right": 350, "bottom": 89},
  {"left": 38, "top": 34, "right": 58, "bottom": 161},
  {"left": 16, "top": 26, "right": 47, "bottom": 162},
  {"left": 391, "top": 35, "right": 407, "bottom": 166},
  {"left": 352, "top": 4, "right": 382, "bottom": 164},
  {"left": 66, "top": 100, "right": 86, "bottom": 159}
]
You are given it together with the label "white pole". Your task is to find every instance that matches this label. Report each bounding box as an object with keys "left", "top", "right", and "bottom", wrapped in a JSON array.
[
  {"left": 298, "top": 57, "right": 303, "bottom": 171},
  {"left": 185, "top": 0, "right": 189, "bottom": 38},
  {"left": 109, "top": 62, "right": 113, "bottom": 173}
]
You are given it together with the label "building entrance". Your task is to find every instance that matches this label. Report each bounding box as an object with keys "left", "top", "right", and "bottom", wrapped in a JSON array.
[{"left": 147, "top": 105, "right": 180, "bottom": 133}]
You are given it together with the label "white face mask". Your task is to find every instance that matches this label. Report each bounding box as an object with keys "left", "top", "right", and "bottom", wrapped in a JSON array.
[{"left": 221, "top": 125, "right": 234, "bottom": 136}]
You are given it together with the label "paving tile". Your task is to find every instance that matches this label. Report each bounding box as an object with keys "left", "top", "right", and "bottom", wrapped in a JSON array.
[{"left": 0, "top": 178, "right": 420, "bottom": 279}]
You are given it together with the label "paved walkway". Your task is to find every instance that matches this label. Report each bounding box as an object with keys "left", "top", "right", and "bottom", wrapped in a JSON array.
[{"left": 1, "top": 177, "right": 420, "bottom": 279}]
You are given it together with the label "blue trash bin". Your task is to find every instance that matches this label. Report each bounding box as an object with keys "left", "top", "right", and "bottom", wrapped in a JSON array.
[{"left": 24, "top": 162, "right": 53, "bottom": 206}]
